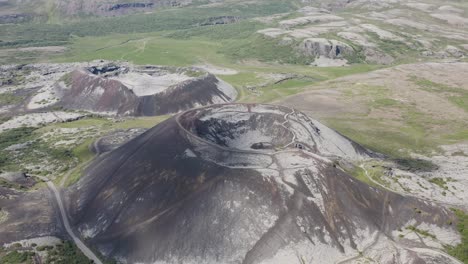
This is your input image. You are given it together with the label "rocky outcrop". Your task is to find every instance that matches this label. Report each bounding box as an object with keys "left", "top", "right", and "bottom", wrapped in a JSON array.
[
  {"left": 299, "top": 0, "right": 357, "bottom": 10},
  {"left": 108, "top": 3, "right": 154, "bottom": 11},
  {"left": 86, "top": 64, "right": 128, "bottom": 76},
  {"left": 0, "top": 13, "right": 35, "bottom": 24},
  {"left": 445, "top": 45, "right": 465, "bottom": 58},
  {"left": 363, "top": 46, "right": 395, "bottom": 65},
  {"left": 200, "top": 16, "right": 241, "bottom": 26},
  {"left": 56, "top": 0, "right": 192, "bottom": 16},
  {"left": 0, "top": 172, "right": 35, "bottom": 187},
  {"left": 300, "top": 38, "right": 354, "bottom": 59}
]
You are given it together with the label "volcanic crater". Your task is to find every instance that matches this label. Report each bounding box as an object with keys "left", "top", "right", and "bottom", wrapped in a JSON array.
[
  {"left": 178, "top": 104, "right": 371, "bottom": 159},
  {"left": 181, "top": 105, "right": 295, "bottom": 151},
  {"left": 66, "top": 103, "right": 461, "bottom": 264}
]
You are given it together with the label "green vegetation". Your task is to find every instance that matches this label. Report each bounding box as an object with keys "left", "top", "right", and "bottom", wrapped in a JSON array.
[
  {"left": 324, "top": 117, "right": 436, "bottom": 157},
  {"left": 1, "top": 133, "right": 74, "bottom": 174},
  {"left": 36, "top": 245, "right": 54, "bottom": 251},
  {"left": 450, "top": 95, "right": 468, "bottom": 112},
  {"left": 0, "top": 127, "right": 36, "bottom": 167},
  {"left": 0, "top": 114, "right": 170, "bottom": 184},
  {"left": 412, "top": 77, "right": 468, "bottom": 112},
  {"left": 371, "top": 98, "right": 399, "bottom": 108},
  {"left": 0, "top": 93, "right": 25, "bottom": 106},
  {"left": 0, "top": 250, "right": 35, "bottom": 264},
  {"left": 45, "top": 241, "right": 92, "bottom": 264},
  {"left": 0, "top": 240, "right": 113, "bottom": 264},
  {"left": 0, "top": 127, "right": 36, "bottom": 150},
  {"left": 220, "top": 35, "right": 312, "bottom": 64},
  {"left": 0, "top": 1, "right": 296, "bottom": 48},
  {"left": 330, "top": 85, "right": 440, "bottom": 155},
  {"left": 62, "top": 34, "right": 226, "bottom": 67},
  {"left": 60, "top": 31, "right": 310, "bottom": 67},
  {"left": 0, "top": 178, "right": 28, "bottom": 191},
  {"left": 324, "top": 84, "right": 468, "bottom": 157},
  {"left": 346, "top": 165, "right": 379, "bottom": 188},
  {"left": 393, "top": 158, "right": 438, "bottom": 172},
  {"left": 344, "top": 161, "right": 395, "bottom": 190},
  {"left": 72, "top": 138, "right": 95, "bottom": 163},
  {"left": 413, "top": 77, "right": 459, "bottom": 92},
  {"left": 0, "top": 208, "right": 8, "bottom": 223},
  {"left": 165, "top": 20, "right": 263, "bottom": 40},
  {"left": 429, "top": 177, "right": 456, "bottom": 190},
  {"left": 111, "top": 115, "right": 170, "bottom": 130},
  {"left": 446, "top": 209, "right": 468, "bottom": 263},
  {"left": 58, "top": 73, "right": 72, "bottom": 86},
  {"left": 323, "top": 73, "right": 468, "bottom": 160},
  {"left": 52, "top": 115, "right": 169, "bottom": 186},
  {"left": 0, "top": 72, "right": 28, "bottom": 86},
  {"left": 62, "top": 138, "right": 96, "bottom": 187},
  {"left": 0, "top": 116, "right": 11, "bottom": 125},
  {"left": 376, "top": 39, "right": 413, "bottom": 59},
  {"left": 445, "top": 130, "right": 468, "bottom": 142},
  {"left": 406, "top": 225, "right": 437, "bottom": 239},
  {"left": 243, "top": 78, "right": 317, "bottom": 103}
]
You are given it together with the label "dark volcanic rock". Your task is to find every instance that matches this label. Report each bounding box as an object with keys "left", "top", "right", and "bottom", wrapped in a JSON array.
[
  {"left": 0, "top": 13, "right": 35, "bottom": 24},
  {"left": 136, "top": 74, "right": 235, "bottom": 116},
  {"left": 0, "top": 187, "right": 63, "bottom": 244},
  {"left": 108, "top": 3, "right": 154, "bottom": 11},
  {"left": 0, "top": 172, "right": 36, "bottom": 188},
  {"left": 200, "top": 16, "right": 241, "bottom": 26},
  {"left": 67, "top": 104, "right": 460, "bottom": 264},
  {"left": 86, "top": 64, "right": 128, "bottom": 76},
  {"left": 56, "top": 69, "right": 139, "bottom": 115}
]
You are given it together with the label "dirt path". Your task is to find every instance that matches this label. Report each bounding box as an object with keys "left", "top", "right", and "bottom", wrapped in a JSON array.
[{"left": 34, "top": 175, "right": 103, "bottom": 264}]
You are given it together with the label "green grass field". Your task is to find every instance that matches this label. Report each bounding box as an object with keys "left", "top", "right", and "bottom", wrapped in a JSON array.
[{"left": 53, "top": 29, "right": 381, "bottom": 106}]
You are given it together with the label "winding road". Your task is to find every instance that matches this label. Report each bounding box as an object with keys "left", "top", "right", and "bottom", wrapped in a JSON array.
[
  {"left": 30, "top": 104, "right": 460, "bottom": 264},
  {"left": 35, "top": 164, "right": 103, "bottom": 263}
]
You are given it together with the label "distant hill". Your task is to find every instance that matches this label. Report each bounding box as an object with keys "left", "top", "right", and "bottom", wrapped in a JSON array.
[{"left": 0, "top": 0, "right": 193, "bottom": 22}]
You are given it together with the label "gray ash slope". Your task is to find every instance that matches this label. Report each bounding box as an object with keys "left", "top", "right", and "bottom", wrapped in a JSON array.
[
  {"left": 0, "top": 186, "right": 63, "bottom": 244},
  {"left": 67, "top": 104, "right": 461, "bottom": 264}
]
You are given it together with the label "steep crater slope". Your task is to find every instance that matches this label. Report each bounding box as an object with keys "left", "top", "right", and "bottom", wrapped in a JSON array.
[{"left": 67, "top": 103, "right": 461, "bottom": 264}]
